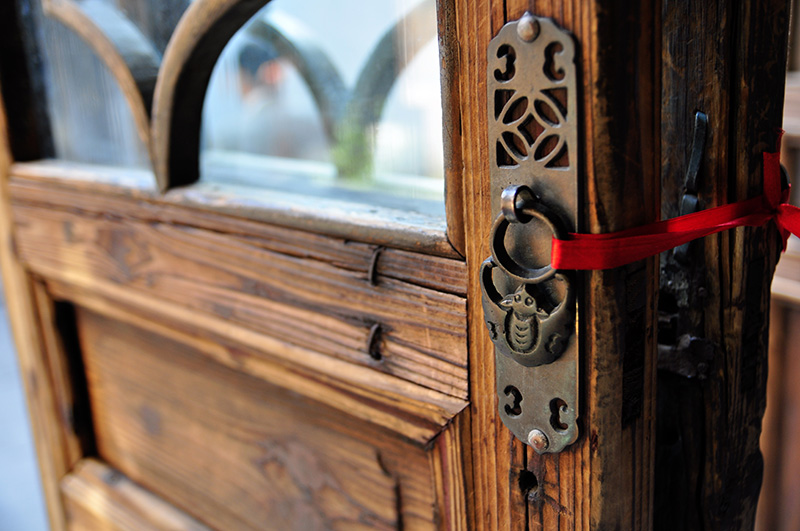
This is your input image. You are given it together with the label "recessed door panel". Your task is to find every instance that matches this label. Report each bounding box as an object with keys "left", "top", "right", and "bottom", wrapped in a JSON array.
[{"left": 77, "top": 307, "right": 447, "bottom": 530}]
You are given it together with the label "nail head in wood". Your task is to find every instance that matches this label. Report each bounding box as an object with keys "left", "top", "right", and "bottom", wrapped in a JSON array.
[
  {"left": 367, "top": 323, "right": 383, "bottom": 361},
  {"left": 367, "top": 246, "right": 384, "bottom": 286}
]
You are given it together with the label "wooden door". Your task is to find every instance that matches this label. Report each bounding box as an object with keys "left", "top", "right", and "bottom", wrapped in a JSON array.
[{"left": 0, "top": 0, "right": 791, "bottom": 529}]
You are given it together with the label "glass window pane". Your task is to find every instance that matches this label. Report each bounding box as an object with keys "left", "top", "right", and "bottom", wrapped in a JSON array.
[
  {"left": 38, "top": 13, "right": 148, "bottom": 168},
  {"left": 200, "top": 0, "right": 445, "bottom": 218},
  {"left": 28, "top": 0, "right": 191, "bottom": 168},
  {"left": 109, "top": 0, "right": 191, "bottom": 54}
]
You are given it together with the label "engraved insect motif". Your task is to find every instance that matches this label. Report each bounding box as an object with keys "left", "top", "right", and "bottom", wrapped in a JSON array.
[{"left": 499, "top": 284, "right": 549, "bottom": 353}]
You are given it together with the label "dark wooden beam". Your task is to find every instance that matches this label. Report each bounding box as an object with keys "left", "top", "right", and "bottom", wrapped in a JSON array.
[{"left": 656, "top": 1, "right": 791, "bottom": 528}]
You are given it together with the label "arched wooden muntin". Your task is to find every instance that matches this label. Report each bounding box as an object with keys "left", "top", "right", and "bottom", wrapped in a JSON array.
[
  {"left": 43, "top": 0, "right": 272, "bottom": 189},
  {"left": 152, "top": 0, "right": 438, "bottom": 192},
  {"left": 151, "top": 0, "right": 271, "bottom": 191},
  {"left": 244, "top": 0, "right": 437, "bottom": 181},
  {"left": 42, "top": 0, "right": 160, "bottom": 162}
]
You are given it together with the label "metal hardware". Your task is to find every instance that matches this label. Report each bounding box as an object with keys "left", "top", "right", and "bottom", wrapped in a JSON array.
[
  {"left": 527, "top": 428, "right": 549, "bottom": 452},
  {"left": 675, "top": 112, "right": 708, "bottom": 263},
  {"left": 481, "top": 13, "right": 579, "bottom": 454},
  {"left": 492, "top": 185, "right": 565, "bottom": 283},
  {"left": 367, "top": 323, "right": 383, "bottom": 360},
  {"left": 368, "top": 246, "right": 384, "bottom": 286}
]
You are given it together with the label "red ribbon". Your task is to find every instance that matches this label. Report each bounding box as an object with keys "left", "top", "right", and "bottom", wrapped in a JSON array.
[{"left": 551, "top": 133, "right": 800, "bottom": 270}]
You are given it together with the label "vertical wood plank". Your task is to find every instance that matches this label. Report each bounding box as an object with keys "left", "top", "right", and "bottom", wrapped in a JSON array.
[
  {"left": 430, "top": 415, "right": 468, "bottom": 530},
  {"left": 0, "top": 81, "right": 68, "bottom": 531},
  {"left": 439, "top": 0, "right": 466, "bottom": 257},
  {"left": 456, "top": 0, "right": 660, "bottom": 528},
  {"left": 454, "top": 0, "right": 513, "bottom": 527},
  {"left": 31, "top": 283, "right": 88, "bottom": 474},
  {"left": 655, "top": 3, "right": 733, "bottom": 528},
  {"left": 656, "top": 0, "right": 790, "bottom": 528},
  {"left": 713, "top": 2, "right": 789, "bottom": 525}
]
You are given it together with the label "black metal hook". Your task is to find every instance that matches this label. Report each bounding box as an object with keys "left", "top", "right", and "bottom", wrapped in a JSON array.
[{"left": 675, "top": 111, "right": 708, "bottom": 264}]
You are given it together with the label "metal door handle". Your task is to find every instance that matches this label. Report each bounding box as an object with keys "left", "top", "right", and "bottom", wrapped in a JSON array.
[{"left": 481, "top": 12, "right": 580, "bottom": 454}]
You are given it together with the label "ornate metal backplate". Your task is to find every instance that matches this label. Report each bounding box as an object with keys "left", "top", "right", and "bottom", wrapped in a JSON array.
[{"left": 482, "top": 13, "right": 579, "bottom": 454}]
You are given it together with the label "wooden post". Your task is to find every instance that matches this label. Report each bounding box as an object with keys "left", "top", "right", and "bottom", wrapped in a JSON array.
[
  {"left": 456, "top": 1, "right": 661, "bottom": 528},
  {"left": 656, "top": 1, "right": 790, "bottom": 529},
  {"left": 456, "top": 0, "right": 790, "bottom": 528}
]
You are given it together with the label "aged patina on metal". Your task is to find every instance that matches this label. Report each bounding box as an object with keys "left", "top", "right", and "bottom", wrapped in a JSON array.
[{"left": 480, "top": 12, "right": 579, "bottom": 454}]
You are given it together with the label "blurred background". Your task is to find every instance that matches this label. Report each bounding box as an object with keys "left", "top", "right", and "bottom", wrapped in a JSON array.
[{"left": 0, "top": 279, "right": 48, "bottom": 531}]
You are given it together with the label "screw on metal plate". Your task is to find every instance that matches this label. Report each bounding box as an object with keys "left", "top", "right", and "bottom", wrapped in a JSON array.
[
  {"left": 516, "top": 12, "right": 540, "bottom": 42},
  {"left": 481, "top": 13, "right": 579, "bottom": 454},
  {"left": 527, "top": 429, "right": 549, "bottom": 453}
]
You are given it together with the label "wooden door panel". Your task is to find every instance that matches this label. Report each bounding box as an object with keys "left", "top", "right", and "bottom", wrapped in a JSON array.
[
  {"left": 76, "top": 307, "right": 451, "bottom": 530},
  {"left": 61, "top": 459, "right": 210, "bottom": 531},
  {"left": 9, "top": 169, "right": 468, "bottom": 400}
]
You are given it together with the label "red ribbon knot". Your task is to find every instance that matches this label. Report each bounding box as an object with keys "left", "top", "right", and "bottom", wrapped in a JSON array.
[{"left": 551, "top": 132, "right": 800, "bottom": 270}]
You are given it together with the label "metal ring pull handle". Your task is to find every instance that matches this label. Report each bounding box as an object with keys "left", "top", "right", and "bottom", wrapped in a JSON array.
[
  {"left": 483, "top": 13, "right": 580, "bottom": 454},
  {"left": 490, "top": 185, "right": 566, "bottom": 283}
]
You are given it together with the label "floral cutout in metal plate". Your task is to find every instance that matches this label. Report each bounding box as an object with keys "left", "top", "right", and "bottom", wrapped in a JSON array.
[{"left": 481, "top": 12, "right": 579, "bottom": 454}]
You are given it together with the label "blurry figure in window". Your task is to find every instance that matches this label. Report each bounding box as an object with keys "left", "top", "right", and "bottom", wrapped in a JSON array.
[{"left": 233, "top": 42, "right": 329, "bottom": 161}]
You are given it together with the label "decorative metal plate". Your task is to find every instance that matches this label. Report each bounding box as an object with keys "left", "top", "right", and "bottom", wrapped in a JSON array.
[{"left": 482, "top": 12, "right": 579, "bottom": 454}]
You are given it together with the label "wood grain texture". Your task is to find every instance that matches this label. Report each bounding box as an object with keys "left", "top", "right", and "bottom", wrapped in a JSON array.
[
  {"left": 455, "top": 0, "right": 660, "bottom": 529},
  {"left": 77, "top": 308, "right": 459, "bottom": 530},
  {"left": 725, "top": 18, "right": 789, "bottom": 524},
  {"left": 48, "top": 276, "right": 465, "bottom": 447},
  {"left": 62, "top": 459, "right": 211, "bottom": 531},
  {"left": 727, "top": 9, "right": 789, "bottom": 522},
  {"left": 0, "top": 97, "right": 68, "bottom": 531},
  {"left": 152, "top": 0, "right": 275, "bottom": 190},
  {"left": 438, "top": 0, "right": 465, "bottom": 258},
  {"left": 42, "top": 0, "right": 160, "bottom": 161},
  {"left": 0, "top": 80, "right": 78, "bottom": 530},
  {"left": 656, "top": 1, "right": 790, "bottom": 529},
  {"left": 10, "top": 178, "right": 469, "bottom": 401},
  {"left": 31, "top": 282, "right": 91, "bottom": 473},
  {"left": 430, "top": 415, "right": 468, "bottom": 531},
  {"left": 655, "top": 3, "right": 735, "bottom": 528},
  {"left": 454, "top": 2, "right": 513, "bottom": 527}
]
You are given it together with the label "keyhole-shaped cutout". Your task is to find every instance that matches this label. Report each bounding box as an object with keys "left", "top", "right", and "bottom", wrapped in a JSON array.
[
  {"left": 504, "top": 385, "right": 523, "bottom": 417},
  {"left": 550, "top": 397, "right": 569, "bottom": 431}
]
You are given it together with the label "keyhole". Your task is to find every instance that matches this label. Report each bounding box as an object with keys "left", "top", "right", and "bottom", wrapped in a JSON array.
[
  {"left": 504, "top": 385, "right": 523, "bottom": 417},
  {"left": 550, "top": 398, "right": 569, "bottom": 431}
]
